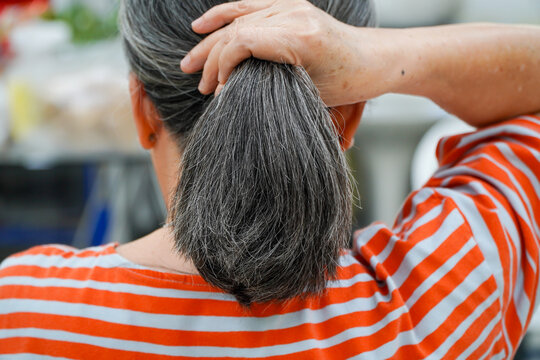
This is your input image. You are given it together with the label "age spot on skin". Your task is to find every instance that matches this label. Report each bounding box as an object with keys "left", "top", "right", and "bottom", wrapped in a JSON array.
[
  {"left": 401, "top": 69, "right": 405, "bottom": 76},
  {"left": 342, "top": 80, "right": 349, "bottom": 89}
]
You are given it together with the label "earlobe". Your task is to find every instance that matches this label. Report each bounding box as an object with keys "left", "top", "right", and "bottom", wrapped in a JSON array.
[{"left": 129, "top": 73, "right": 162, "bottom": 150}]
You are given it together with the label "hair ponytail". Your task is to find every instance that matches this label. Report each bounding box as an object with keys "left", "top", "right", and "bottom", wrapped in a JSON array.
[{"left": 171, "top": 59, "right": 352, "bottom": 306}]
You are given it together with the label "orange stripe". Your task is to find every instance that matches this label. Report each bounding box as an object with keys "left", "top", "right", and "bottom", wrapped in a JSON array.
[
  {"left": 395, "top": 193, "right": 440, "bottom": 236},
  {"left": 1, "top": 259, "right": 369, "bottom": 295},
  {"left": 0, "top": 264, "right": 214, "bottom": 291},
  {"left": 382, "top": 198, "right": 461, "bottom": 278},
  {"left": 0, "top": 271, "right": 390, "bottom": 318},
  {"left": 443, "top": 294, "right": 501, "bottom": 358},
  {"left": 391, "top": 277, "right": 499, "bottom": 359},
  {"left": 398, "top": 221, "right": 472, "bottom": 302},
  {"left": 407, "top": 245, "right": 488, "bottom": 325},
  {"left": 464, "top": 320, "right": 505, "bottom": 360},
  {"left": 0, "top": 296, "right": 405, "bottom": 349},
  {"left": 8, "top": 244, "right": 115, "bottom": 259},
  {"left": 0, "top": 337, "right": 179, "bottom": 360}
]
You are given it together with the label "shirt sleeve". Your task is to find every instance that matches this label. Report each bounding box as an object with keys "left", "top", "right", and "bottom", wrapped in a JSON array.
[{"left": 353, "top": 114, "right": 540, "bottom": 359}]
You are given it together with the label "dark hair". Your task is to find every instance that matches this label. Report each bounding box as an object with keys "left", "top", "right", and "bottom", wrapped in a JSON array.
[{"left": 119, "top": 0, "right": 375, "bottom": 306}]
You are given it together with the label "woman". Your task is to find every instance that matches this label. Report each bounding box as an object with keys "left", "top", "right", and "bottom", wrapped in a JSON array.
[{"left": 0, "top": 0, "right": 539, "bottom": 358}]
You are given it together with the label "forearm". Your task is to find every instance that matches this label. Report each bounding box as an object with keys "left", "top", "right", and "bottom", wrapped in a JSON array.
[{"left": 385, "top": 24, "right": 540, "bottom": 126}]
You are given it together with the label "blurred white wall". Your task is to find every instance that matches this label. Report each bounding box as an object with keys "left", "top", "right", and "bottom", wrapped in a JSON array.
[
  {"left": 374, "top": 0, "right": 540, "bottom": 27},
  {"left": 457, "top": 0, "right": 540, "bottom": 24}
]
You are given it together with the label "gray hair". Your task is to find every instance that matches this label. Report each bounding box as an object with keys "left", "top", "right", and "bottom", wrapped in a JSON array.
[{"left": 119, "top": 0, "right": 375, "bottom": 306}]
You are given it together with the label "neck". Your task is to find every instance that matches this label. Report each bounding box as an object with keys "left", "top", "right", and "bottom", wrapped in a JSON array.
[{"left": 116, "top": 227, "right": 199, "bottom": 275}]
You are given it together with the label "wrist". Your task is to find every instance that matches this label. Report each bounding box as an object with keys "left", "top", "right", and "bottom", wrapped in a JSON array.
[
  {"left": 347, "top": 27, "right": 420, "bottom": 101},
  {"left": 384, "top": 27, "right": 435, "bottom": 97}
]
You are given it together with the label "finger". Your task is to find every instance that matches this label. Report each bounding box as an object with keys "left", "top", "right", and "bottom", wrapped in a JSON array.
[
  {"left": 181, "top": 27, "right": 227, "bottom": 73},
  {"left": 191, "top": 0, "right": 276, "bottom": 34},
  {"left": 217, "top": 39, "right": 254, "bottom": 85},
  {"left": 214, "top": 83, "right": 225, "bottom": 97},
  {"left": 217, "top": 28, "right": 298, "bottom": 84},
  {"left": 199, "top": 39, "right": 227, "bottom": 94}
]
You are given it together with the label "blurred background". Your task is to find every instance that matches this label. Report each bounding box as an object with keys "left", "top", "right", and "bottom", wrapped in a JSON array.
[{"left": 0, "top": 0, "right": 539, "bottom": 357}]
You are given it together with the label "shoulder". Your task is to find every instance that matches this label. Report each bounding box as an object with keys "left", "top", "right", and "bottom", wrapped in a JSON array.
[{"left": 0, "top": 243, "right": 119, "bottom": 276}]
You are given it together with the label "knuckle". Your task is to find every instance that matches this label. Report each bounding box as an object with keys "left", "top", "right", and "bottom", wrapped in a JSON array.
[
  {"left": 224, "top": 26, "right": 236, "bottom": 42},
  {"left": 231, "top": 16, "right": 244, "bottom": 26},
  {"left": 235, "top": 1, "right": 249, "bottom": 12},
  {"left": 230, "top": 17, "right": 244, "bottom": 32}
]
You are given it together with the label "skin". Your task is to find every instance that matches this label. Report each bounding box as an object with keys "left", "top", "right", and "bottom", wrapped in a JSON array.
[
  {"left": 182, "top": 0, "right": 540, "bottom": 126},
  {"left": 118, "top": 0, "right": 540, "bottom": 273}
]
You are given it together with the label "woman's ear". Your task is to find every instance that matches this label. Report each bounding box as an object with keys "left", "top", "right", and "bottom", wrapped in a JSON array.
[
  {"left": 330, "top": 102, "right": 366, "bottom": 151},
  {"left": 129, "top": 73, "right": 162, "bottom": 150}
]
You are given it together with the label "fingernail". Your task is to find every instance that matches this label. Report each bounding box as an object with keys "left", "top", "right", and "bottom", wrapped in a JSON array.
[
  {"left": 192, "top": 17, "right": 203, "bottom": 28},
  {"left": 180, "top": 55, "right": 191, "bottom": 70},
  {"left": 198, "top": 80, "right": 207, "bottom": 94},
  {"left": 215, "top": 83, "right": 224, "bottom": 96}
]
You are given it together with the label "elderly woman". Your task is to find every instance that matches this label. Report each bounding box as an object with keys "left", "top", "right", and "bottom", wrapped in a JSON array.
[{"left": 1, "top": 0, "right": 539, "bottom": 358}]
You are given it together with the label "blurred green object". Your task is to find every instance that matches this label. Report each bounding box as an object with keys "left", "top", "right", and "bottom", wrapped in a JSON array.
[{"left": 42, "top": 2, "right": 118, "bottom": 43}]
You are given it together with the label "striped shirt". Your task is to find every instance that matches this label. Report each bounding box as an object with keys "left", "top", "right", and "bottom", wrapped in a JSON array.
[{"left": 1, "top": 115, "right": 539, "bottom": 359}]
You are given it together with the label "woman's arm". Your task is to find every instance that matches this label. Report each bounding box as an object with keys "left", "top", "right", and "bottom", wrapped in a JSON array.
[
  {"left": 388, "top": 24, "right": 540, "bottom": 126},
  {"left": 182, "top": 0, "right": 540, "bottom": 127}
]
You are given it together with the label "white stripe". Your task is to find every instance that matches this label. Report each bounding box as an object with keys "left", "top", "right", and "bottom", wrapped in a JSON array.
[
  {"left": 514, "top": 267, "right": 531, "bottom": 327},
  {"left": 457, "top": 124, "right": 539, "bottom": 149},
  {"left": 327, "top": 272, "right": 377, "bottom": 289},
  {"left": 526, "top": 250, "right": 538, "bottom": 280},
  {"left": 0, "top": 355, "right": 72, "bottom": 360},
  {"left": 454, "top": 180, "right": 522, "bottom": 266},
  {"left": 459, "top": 305, "right": 501, "bottom": 359},
  {"left": 402, "top": 204, "right": 444, "bottom": 239},
  {"left": 1, "top": 249, "right": 377, "bottom": 302},
  {"left": 0, "top": 254, "right": 134, "bottom": 271},
  {"left": 393, "top": 188, "right": 435, "bottom": 233},
  {"left": 0, "top": 270, "right": 376, "bottom": 304},
  {"left": 426, "top": 289, "right": 500, "bottom": 360},
  {"left": 521, "top": 115, "right": 540, "bottom": 124},
  {"left": 375, "top": 204, "right": 445, "bottom": 268},
  {"left": 391, "top": 208, "right": 464, "bottom": 288},
  {"left": 351, "top": 264, "right": 495, "bottom": 359},
  {"left": 437, "top": 134, "right": 451, "bottom": 164},
  {"left": 503, "top": 135, "right": 540, "bottom": 164},
  {"left": 496, "top": 142, "right": 540, "bottom": 201},
  {"left": 478, "top": 333, "right": 503, "bottom": 360},
  {"left": 405, "top": 237, "right": 476, "bottom": 309},
  {"left": 487, "top": 349, "right": 507, "bottom": 360},
  {"left": 0, "top": 284, "right": 396, "bottom": 334},
  {"left": 0, "top": 276, "right": 234, "bottom": 301},
  {"left": 338, "top": 252, "right": 364, "bottom": 268},
  {"left": 354, "top": 223, "right": 386, "bottom": 247},
  {"left": 366, "top": 234, "right": 399, "bottom": 269},
  {"left": 0, "top": 305, "right": 411, "bottom": 358}
]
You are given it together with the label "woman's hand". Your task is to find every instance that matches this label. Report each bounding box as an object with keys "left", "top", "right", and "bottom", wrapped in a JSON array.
[
  {"left": 180, "top": 0, "right": 393, "bottom": 107},
  {"left": 182, "top": 0, "right": 540, "bottom": 125}
]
